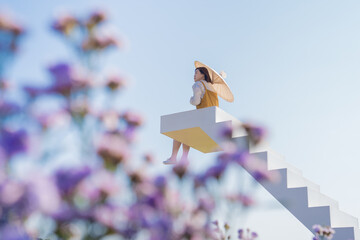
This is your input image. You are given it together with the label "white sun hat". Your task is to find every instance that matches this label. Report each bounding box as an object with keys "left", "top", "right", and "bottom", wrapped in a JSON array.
[{"left": 194, "top": 60, "right": 234, "bottom": 102}]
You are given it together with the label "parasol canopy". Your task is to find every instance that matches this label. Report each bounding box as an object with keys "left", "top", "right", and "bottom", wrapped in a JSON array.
[{"left": 194, "top": 60, "right": 234, "bottom": 102}]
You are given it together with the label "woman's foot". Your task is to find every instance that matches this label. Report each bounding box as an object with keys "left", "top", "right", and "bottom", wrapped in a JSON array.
[{"left": 163, "top": 157, "right": 177, "bottom": 165}]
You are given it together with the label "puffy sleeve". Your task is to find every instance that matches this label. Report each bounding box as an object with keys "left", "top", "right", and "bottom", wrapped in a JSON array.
[{"left": 190, "top": 81, "right": 205, "bottom": 106}]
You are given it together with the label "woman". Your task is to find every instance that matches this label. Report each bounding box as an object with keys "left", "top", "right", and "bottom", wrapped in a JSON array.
[{"left": 163, "top": 66, "right": 219, "bottom": 165}]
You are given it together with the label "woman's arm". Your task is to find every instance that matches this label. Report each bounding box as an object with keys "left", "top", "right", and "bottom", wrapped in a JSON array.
[{"left": 190, "top": 81, "right": 205, "bottom": 106}]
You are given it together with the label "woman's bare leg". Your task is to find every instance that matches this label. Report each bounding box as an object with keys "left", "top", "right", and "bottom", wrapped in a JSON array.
[
  {"left": 164, "top": 140, "right": 181, "bottom": 164},
  {"left": 180, "top": 144, "right": 190, "bottom": 162},
  {"left": 171, "top": 140, "right": 181, "bottom": 159}
]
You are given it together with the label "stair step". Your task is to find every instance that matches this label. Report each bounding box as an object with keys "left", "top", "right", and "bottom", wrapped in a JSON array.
[
  {"left": 286, "top": 168, "right": 320, "bottom": 191},
  {"left": 251, "top": 151, "right": 303, "bottom": 176},
  {"left": 307, "top": 188, "right": 339, "bottom": 208},
  {"left": 330, "top": 207, "right": 359, "bottom": 229}
]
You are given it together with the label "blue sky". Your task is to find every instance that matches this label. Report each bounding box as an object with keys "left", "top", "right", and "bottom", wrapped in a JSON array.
[{"left": 2, "top": 0, "right": 360, "bottom": 238}]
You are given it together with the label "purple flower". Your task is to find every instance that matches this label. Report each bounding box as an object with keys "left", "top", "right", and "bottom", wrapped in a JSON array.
[
  {"left": 204, "top": 163, "right": 227, "bottom": 180},
  {"left": 123, "top": 126, "right": 137, "bottom": 142},
  {"left": 218, "top": 148, "right": 249, "bottom": 166},
  {"left": 242, "top": 123, "right": 266, "bottom": 145},
  {"left": 0, "top": 180, "right": 37, "bottom": 219},
  {"left": 0, "top": 224, "right": 31, "bottom": 240},
  {"left": 238, "top": 228, "right": 258, "bottom": 240},
  {"left": 219, "top": 124, "right": 233, "bottom": 139},
  {"left": 197, "top": 197, "right": 215, "bottom": 213},
  {"left": 238, "top": 229, "right": 244, "bottom": 239},
  {"left": 50, "top": 203, "right": 79, "bottom": 222},
  {"left": 154, "top": 175, "right": 166, "bottom": 189},
  {"left": 0, "top": 100, "right": 21, "bottom": 116},
  {"left": 47, "top": 63, "right": 73, "bottom": 96},
  {"left": 54, "top": 165, "right": 92, "bottom": 196},
  {"left": 0, "top": 127, "right": 28, "bottom": 158},
  {"left": 23, "top": 85, "right": 48, "bottom": 98},
  {"left": 193, "top": 174, "right": 207, "bottom": 188},
  {"left": 24, "top": 63, "right": 91, "bottom": 98},
  {"left": 312, "top": 224, "right": 335, "bottom": 240},
  {"left": 49, "top": 63, "right": 91, "bottom": 97}
]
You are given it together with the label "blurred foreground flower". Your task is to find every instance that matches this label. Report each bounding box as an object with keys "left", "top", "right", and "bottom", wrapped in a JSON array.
[
  {"left": 105, "top": 74, "right": 127, "bottom": 91},
  {"left": 96, "top": 132, "right": 130, "bottom": 170},
  {"left": 0, "top": 12, "right": 25, "bottom": 77},
  {"left": 52, "top": 14, "right": 79, "bottom": 36},
  {"left": 0, "top": 8, "right": 275, "bottom": 240},
  {"left": 24, "top": 63, "right": 92, "bottom": 99},
  {"left": 238, "top": 228, "right": 258, "bottom": 240},
  {"left": 242, "top": 123, "right": 266, "bottom": 145},
  {"left": 0, "top": 13, "right": 25, "bottom": 51},
  {"left": 312, "top": 224, "right": 335, "bottom": 240},
  {"left": 226, "top": 193, "right": 256, "bottom": 208},
  {"left": 0, "top": 127, "right": 28, "bottom": 159}
]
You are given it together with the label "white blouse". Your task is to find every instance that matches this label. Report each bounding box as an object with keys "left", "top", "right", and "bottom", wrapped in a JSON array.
[{"left": 190, "top": 80, "right": 216, "bottom": 106}]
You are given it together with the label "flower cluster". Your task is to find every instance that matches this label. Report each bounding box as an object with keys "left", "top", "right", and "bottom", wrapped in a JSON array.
[
  {"left": 238, "top": 228, "right": 258, "bottom": 240},
  {"left": 0, "top": 12, "right": 25, "bottom": 78},
  {"left": 0, "top": 9, "right": 278, "bottom": 240},
  {"left": 0, "top": 13, "right": 25, "bottom": 51},
  {"left": 52, "top": 10, "right": 120, "bottom": 62},
  {"left": 312, "top": 225, "right": 336, "bottom": 240}
]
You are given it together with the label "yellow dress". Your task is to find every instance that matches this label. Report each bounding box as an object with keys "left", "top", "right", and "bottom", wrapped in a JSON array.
[{"left": 196, "top": 81, "right": 219, "bottom": 109}]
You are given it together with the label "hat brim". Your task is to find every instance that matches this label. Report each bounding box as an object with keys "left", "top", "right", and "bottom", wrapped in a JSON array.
[{"left": 194, "top": 61, "right": 234, "bottom": 102}]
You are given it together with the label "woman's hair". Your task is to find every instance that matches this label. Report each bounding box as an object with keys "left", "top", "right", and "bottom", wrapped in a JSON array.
[{"left": 196, "top": 67, "right": 212, "bottom": 83}]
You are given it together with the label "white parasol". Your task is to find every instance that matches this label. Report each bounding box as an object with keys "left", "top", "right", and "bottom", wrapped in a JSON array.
[{"left": 194, "top": 60, "right": 234, "bottom": 102}]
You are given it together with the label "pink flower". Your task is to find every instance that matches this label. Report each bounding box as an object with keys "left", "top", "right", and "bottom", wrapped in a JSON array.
[
  {"left": 121, "top": 110, "right": 144, "bottom": 127},
  {"left": 81, "top": 35, "right": 119, "bottom": 51},
  {"left": 93, "top": 204, "right": 122, "bottom": 228},
  {"left": 76, "top": 168, "right": 120, "bottom": 203},
  {"left": 244, "top": 155, "right": 280, "bottom": 183},
  {"left": 28, "top": 174, "right": 61, "bottom": 214},
  {"left": 143, "top": 152, "right": 155, "bottom": 164},
  {"left": 105, "top": 74, "right": 127, "bottom": 91},
  {"left": 226, "top": 193, "right": 256, "bottom": 207},
  {"left": 34, "top": 109, "right": 71, "bottom": 130},
  {"left": 99, "top": 110, "right": 120, "bottom": 131},
  {"left": 0, "top": 14, "right": 25, "bottom": 52},
  {"left": 85, "top": 10, "right": 107, "bottom": 29},
  {"left": 96, "top": 133, "right": 131, "bottom": 169},
  {"left": 52, "top": 14, "right": 79, "bottom": 35}
]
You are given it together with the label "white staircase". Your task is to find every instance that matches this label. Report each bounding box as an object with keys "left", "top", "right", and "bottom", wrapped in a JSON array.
[{"left": 161, "top": 106, "right": 359, "bottom": 240}]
